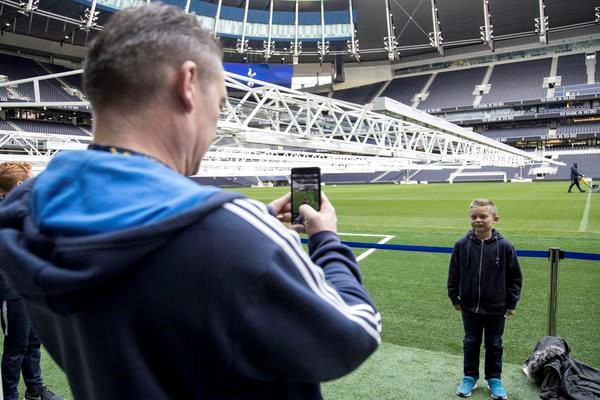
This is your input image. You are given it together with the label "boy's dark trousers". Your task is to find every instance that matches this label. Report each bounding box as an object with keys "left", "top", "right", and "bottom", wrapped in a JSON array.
[
  {"left": 461, "top": 310, "right": 506, "bottom": 381},
  {"left": 1, "top": 298, "right": 43, "bottom": 400}
]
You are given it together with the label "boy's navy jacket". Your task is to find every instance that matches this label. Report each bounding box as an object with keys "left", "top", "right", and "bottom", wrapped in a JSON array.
[
  {"left": 447, "top": 229, "right": 522, "bottom": 315},
  {"left": 0, "top": 150, "right": 381, "bottom": 400}
]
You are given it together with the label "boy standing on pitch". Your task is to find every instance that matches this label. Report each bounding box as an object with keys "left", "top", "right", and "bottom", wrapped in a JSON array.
[{"left": 448, "top": 199, "right": 522, "bottom": 399}]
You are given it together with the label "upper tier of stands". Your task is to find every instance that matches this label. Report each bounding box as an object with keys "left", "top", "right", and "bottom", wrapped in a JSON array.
[
  {"left": 380, "top": 74, "right": 431, "bottom": 106},
  {"left": 557, "top": 53, "right": 587, "bottom": 86},
  {"left": 331, "top": 81, "right": 383, "bottom": 104},
  {"left": 480, "top": 58, "right": 551, "bottom": 104},
  {"left": 418, "top": 67, "right": 487, "bottom": 110},
  {"left": 333, "top": 54, "right": 594, "bottom": 109},
  {"left": 0, "top": 54, "right": 80, "bottom": 103}
]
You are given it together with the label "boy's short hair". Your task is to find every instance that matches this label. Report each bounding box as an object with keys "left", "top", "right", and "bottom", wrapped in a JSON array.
[
  {"left": 469, "top": 198, "right": 497, "bottom": 215},
  {"left": 0, "top": 162, "right": 31, "bottom": 193}
]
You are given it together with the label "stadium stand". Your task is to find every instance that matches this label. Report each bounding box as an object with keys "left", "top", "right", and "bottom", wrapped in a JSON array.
[
  {"left": 321, "top": 172, "right": 380, "bottom": 183},
  {"left": 0, "top": 87, "right": 9, "bottom": 101},
  {"left": 39, "top": 62, "right": 83, "bottom": 92},
  {"left": 596, "top": 51, "right": 600, "bottom": 84},
  {"left": 552, "top": 153, "right": 600, "bottom": 179},
  {"left": 451, "top": 166, "right": 522, "bottom": 182},
  {"left": 331, "top": 81, "right": 384, "bottom": 104},
  {"left": 190, "top": 176, "right": 259, "bottom": 187},
  {"left": 376, "top": 170, "right": 408, "bottom": 182},
  {"left": 479, "top": 126, "right": 549, "bottom": 140},
  {"left": 10, "top": 119, "right": 90, "bottom": 136},
  {"left": 381, "top": 74, "right": 431, "bottom": 105},
  {"left": 480, "top": 58, "right": 552, "bottom": 104},
  {"left": 0, "top": 54, "right": 80, "bottom": 102},
  {"left": 410, "top": 169, "right": 453, "bottom": 182},
  {"left": 557, "top": 121, "right": 600, "bottom": 135},
  {"left": 556, "top": 53, "right": 588, "bottom": 86},
  {"left": 0, "top": 119, "right": 16, "bottom": 131},
  {"left": 418, "top": 67, "right": 487, "bottom": 110}
]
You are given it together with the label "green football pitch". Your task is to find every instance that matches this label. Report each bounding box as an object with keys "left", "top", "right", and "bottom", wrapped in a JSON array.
[{"left": 16, "top": 181, "right": 600, "bottom": 399}]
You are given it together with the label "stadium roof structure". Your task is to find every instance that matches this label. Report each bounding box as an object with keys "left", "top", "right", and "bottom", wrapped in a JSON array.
[
  {"left": 0, "top": 68, "right": 557, "bottom": 176},
  {"left": 0, "top": 0, "right": 597, "bottom": 64}
]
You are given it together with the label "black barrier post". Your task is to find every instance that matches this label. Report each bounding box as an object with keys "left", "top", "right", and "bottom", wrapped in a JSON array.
[{"left": 547, "top": 247, "right": 564, "bottom": 336}]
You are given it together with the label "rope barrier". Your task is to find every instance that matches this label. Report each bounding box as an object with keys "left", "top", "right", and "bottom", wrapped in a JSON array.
[{"left": 300, "top": 239, "right": 600, "bottom": 261}]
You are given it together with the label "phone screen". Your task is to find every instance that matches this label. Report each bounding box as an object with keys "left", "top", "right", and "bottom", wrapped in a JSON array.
[{"left": 291, "top": 167, "right": 321, "bottom": 224}]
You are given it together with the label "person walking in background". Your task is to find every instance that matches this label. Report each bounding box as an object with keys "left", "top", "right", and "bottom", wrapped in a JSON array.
[
  {"left": 568, "top": 162, "right": 586, "bottom": 193},
  {"left": 0, "top": 162, "right": 63, "bottom": 400},
  {"left": 448, "top": 199, "right": 522, "bottom": 400},
  {"left": 0, "top": 4, "right": 380, "bottom": 400}
]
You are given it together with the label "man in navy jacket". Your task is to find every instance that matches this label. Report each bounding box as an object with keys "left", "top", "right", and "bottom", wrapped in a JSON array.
[
  {"left": 568, "top": 162, "right": 585, "bottom": 193},
  {"left": 0, "top": 4, "right": 380, "bottom": 399}
]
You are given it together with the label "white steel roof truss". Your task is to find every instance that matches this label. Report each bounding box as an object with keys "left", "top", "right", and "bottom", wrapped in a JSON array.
[{"left": 0, "top": 70, "right": 555, "bottom": 174}]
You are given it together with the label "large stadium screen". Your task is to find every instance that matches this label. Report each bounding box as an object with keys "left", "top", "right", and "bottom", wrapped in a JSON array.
[{"left": 223, "top": 62, "right": 293, "bottom": 88}]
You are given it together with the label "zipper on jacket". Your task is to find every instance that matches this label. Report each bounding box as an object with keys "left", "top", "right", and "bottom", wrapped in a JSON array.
[{"left": 475, "top": 239, "right": 484, "bottom": 313}]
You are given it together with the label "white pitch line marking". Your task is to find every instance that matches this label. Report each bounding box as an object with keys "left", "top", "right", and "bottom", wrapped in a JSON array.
[
  {"left": 356, "top": 235, "right": 395, "bottom": 262},
  {"left": 579, "top": 190, "right": 592, "bottom": 232},
  {"left": 338, "top": 232, "right": 391, "bottom": 238}
]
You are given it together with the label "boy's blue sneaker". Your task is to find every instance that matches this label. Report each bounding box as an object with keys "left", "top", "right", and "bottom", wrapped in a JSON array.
[
  {"left": 456, "top": 376, "right": 477, "bottom": 397},
  {"left": 487, "top": 378, "right": 508, "bottom": 400}
]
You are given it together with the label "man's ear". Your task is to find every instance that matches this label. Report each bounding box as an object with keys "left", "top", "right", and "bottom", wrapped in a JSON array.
[{"left": 175, "top": 61, "right": 199, "bottom": 113}]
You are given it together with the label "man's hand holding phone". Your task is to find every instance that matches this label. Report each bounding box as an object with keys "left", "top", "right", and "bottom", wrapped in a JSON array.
[{"left": 290, "top": 191, "right": 337, "bottom": 235}]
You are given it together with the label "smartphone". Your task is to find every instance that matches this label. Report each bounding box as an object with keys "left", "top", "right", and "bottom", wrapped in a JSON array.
[{"left": 291, "top": 167, "right": 321, "bottom": 224}]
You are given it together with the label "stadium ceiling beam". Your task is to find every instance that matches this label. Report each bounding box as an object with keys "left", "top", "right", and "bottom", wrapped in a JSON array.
[
  {"left": 263, "top": 0, "right": 274, "bottom": 60},
  {"left": 235, "top": 0, "right": 250, "bottom": 54},
  {"left": 291, "top": 0, "right": 301, "bottom": 64},
  {"left": 480, "top": 0, "right": 494, "bottom": 51},
  {"left": 534, "top": 0, "right": 549, "bottom": 44},
  {"left": 0, "top": 70, "right": 561, "bottom": 176},
  {"left": 317, "top": 0, "right": 329, "bottom": 64},
  {"left": 428, "top": 0, "right": 444, "bottom": 56},
  {"left": 19, "top": 0, "right": 38, "bottom": 15},
  {"left": 0, "top": 0, "right": 103, "bottom": 31},
  {"left": 213, "top": 0, "right": 223, "bottom": 38},
  {"left": 383, "top": 0, "right": 398, "bottom": 61},
  {"left": 81, "top": 0, "right": 100, "bottom": 32},
  {"left": 346, "top": 0, "right": 359, "bottom": 61}
]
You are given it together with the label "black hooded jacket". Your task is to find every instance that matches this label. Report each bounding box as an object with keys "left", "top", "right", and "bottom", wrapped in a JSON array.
[
  {"left": 523, "top": 336, "right": 600, "bottom": 400},
  {"left": 447, "top": 229, "right": 522, "bottom": 315}
]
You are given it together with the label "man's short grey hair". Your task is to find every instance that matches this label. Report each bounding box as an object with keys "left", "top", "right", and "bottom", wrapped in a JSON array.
[
  {"left": 469, "top": 199, "right": 497, "bottom": 215},
  {"left": 83, "top": 3, "right": 222, "bottom": 110}
]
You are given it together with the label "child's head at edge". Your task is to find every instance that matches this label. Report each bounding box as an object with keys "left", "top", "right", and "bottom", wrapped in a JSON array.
[{"left": 0, "top": 161, "right": 32, "bottom": 197}]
